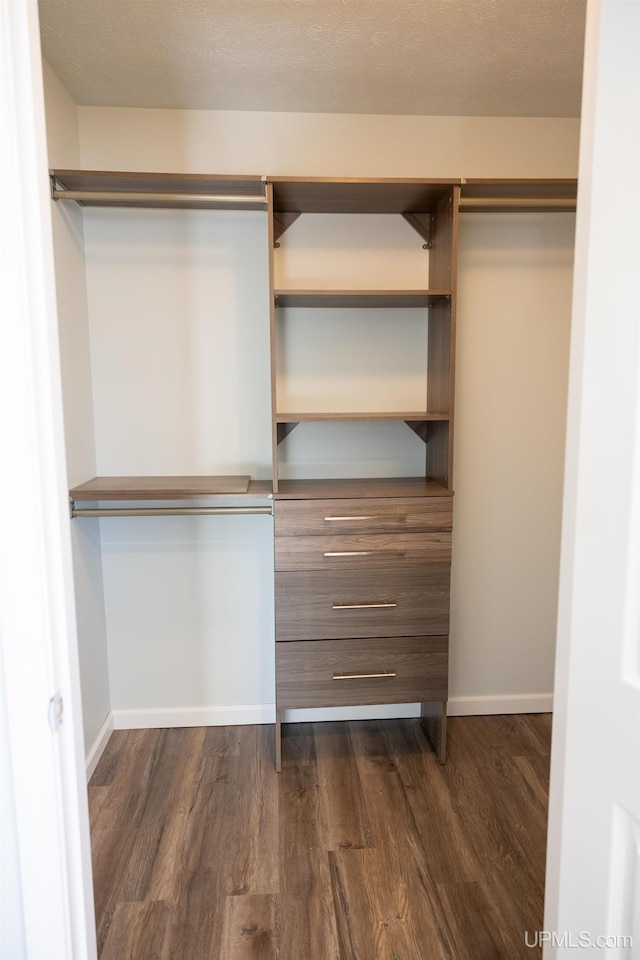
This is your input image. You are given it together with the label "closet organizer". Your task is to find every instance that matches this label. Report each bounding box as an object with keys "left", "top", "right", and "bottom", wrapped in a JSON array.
[{"left": 54, "top": 171, "right": 577, "bottom": 770}]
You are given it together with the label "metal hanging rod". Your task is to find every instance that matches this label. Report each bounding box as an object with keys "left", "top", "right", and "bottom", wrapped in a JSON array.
[
  {"left": 52, "top": 189, "right": 268, "bottom": 206},
  {"left": 70, "top": 505, "right": 273, "bottom": 518},
  {"left": 459, "top": 196, "right": 576, "bottom": 211}
]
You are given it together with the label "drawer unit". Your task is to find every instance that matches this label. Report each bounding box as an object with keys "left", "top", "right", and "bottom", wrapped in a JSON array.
[
  {"left": 274, "top": 531, "right": 452, "bottom": 571},
  {"left": 273, "top": 494, "right": 451, "bottom": 769},
  {"left": 274, "top": 496, "right": 453, "bottom": 537},
  {"left": 276, "top": 636, "right": 448, "bottom": 709},
  {"left": 275, "top": 567, "right": 451, "bottom": 641}
]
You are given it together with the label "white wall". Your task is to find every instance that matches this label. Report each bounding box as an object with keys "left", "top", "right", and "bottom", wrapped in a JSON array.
[
  {"left": 61, "top": 103, "right": 578, "bottom": 723},
  {"left": 453, "top": 212, "right": 574, "bottom": 701},
  {"left": 42, "top": 62, "right": 110, "bottom": 754},
  {"left": 78, "top": 107, "right": 578, "bottom": 179}
]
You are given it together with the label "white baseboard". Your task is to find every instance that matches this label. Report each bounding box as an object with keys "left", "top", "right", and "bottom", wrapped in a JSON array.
[
  {"left": 448, "top": 694, "right": 553, "bottom": 715},
  {"left": 85, "top": 711, "right": 114, "bottom": 782},
  {"left": 111, "top": 704, "right": 275, "bottom": 730},
  {"left": 105, "top": 695, "right": 552, "bottom": 735}
]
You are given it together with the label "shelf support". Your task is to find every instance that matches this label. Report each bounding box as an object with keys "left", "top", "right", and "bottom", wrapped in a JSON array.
[
  {"left": 405, "top": 420, "right": 429, "bottom": 443},
  {"left": 402, "top": 212, "right": 432, "bottom": 248},
  {"left": 277, "top": 422, "right": 299, "bottom": 444},
  {"left": 273, "top": 212, "right": 301, "bottom": 246}
]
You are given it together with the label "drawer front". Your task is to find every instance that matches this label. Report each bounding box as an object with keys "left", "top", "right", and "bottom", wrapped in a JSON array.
[
  {"left": 274, "top": 497, "right": 453, "bottom": 537},
  {"left": 275, "top": 532, "right": 451, "bottom": 572},
  {"left": 276, "top": 636, "right": 448, "bottom": 708},
  {"left": 275, "top": 568, "right": 450, "bottom": 641}
]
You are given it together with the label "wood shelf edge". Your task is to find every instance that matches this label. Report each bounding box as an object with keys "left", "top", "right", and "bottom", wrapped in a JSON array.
[{"left": 68, "top": 475, "right": 275, "bottom": 501}]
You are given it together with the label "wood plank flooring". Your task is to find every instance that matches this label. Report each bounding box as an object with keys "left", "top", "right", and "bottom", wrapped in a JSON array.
[{"left": 89, "top": 715, "right": 551, "bottom": 960}]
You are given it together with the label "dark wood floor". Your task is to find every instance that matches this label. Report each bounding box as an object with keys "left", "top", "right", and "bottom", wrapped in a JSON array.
[{"left": 88, "top": 714, "right": 551, "bottom": 960}]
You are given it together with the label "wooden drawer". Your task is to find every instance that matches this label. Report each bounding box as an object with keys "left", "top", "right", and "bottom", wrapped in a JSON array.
[
  {"left": 276, "top": 635, "right": 448, "bottom": 708},
  {"left": 275, "top": 567, "right": 450, "bottom": 641},
  {"left": 274, "top": 496, "right": 453, "bottom": 537},
  {"left": 275, "top": 531, "right": 451, "bottom": 571}
]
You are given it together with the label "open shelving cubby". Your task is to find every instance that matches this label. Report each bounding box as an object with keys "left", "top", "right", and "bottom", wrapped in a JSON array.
[{"left": 268, "top": 177, "right": 460, "bottom": 497}]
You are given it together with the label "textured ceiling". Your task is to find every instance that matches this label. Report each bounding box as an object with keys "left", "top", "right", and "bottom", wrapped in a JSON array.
[{"left": 38, "top": 0, "right": 586, "bottom": 117}]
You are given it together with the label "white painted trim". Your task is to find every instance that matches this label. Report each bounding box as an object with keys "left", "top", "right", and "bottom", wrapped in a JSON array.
[
  {"left": 448, "top": 694, "right": 553, "bottom": 716},
  {"left": 0, "top": 3, "right": 97, "bottom": 958},
  {"left": 111, "top": 704, "right": 275, "bottom": 729},
  {"left": 110, "top": 694, "right": 553, "bottom": 731},
  {"left": 85, "top": 713, "right": 114, "bottom": 782}
]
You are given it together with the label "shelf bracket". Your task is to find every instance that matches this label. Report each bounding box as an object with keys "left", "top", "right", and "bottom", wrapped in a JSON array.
[
  {"left": 277, "top": 422, "right": 299, "bottom": 444},
  {"left": 402, "top": 212, "right": 432, "bottom": 249},
  {"left": 405, "top": 420, "right": 429, "bottom": 443},
  {"left": 273, "top": 212, "right": 302, "bottom": 246}
]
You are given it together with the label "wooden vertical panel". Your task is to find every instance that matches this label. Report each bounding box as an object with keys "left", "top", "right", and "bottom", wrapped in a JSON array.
[
  {"left": 427, "top": 298, "right": 452, "bottom": 414},
  {"left": 428, "top": 188, "right": 454, "bottom": 290},
  {"left": 447, "top": 184, "right": 460, "bottom": 488},
  {"left": 426, "top": 185, "right": 459, "bottom": 489},
  {"left": 275, "top": 710, "right": 282, "bottom": 772},
  {"left": 266, "top": 182, "right": 279, "bottom": 493},
  {"left": 421, "top": 699, "right": 447, "bottom": 764},
  {"left": 425, "top": 421, "right": 450, "bottom": 488}
]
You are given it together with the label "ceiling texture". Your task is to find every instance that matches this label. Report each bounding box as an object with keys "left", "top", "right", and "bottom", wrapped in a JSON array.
[{"left": 38, "top": 0, "right": 586, "bottom": 117}]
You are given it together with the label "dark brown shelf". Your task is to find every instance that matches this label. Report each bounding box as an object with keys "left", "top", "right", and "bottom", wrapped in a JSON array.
[
  {"left": 274, "top": 290, "right": 451, "bottom": 308},
  {"left": 270, "top": 177, "right": 460, "bottom": 214},
  {"left": 274, "top": 478, "right": 453, "bottom": 499},
  {"left": 275, "top": 412, "right": 449, "bottom": 424},
  {"left": 69, "top": 475, "right": 256, "bottom": 501},
  {"left": 50, "top": 170, "right": 266, "bottom": 210}
]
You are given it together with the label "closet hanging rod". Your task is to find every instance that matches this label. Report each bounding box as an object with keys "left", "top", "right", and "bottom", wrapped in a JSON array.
[
  {"left": 70, "top": 505, "right": 274, "bottom": 518},
  {"left": 51, "top": 189, "right": 268, "bottom": 206},
  {"left": 459, "top": 196, "right": 576, "bottom": 211}
]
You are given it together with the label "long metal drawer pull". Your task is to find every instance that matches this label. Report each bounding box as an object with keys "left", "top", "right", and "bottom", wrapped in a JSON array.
[
  {"left": 323, "top": 515, "right": 400, "bottom": 522},
  {"left": 323, "top": 550, "right": 406, "bottom": 558},
  {"left": 333, "top": 671, "right": 397, "bottom": 680},
  {"left": 332, "top": 602, "right": 397, "bottom": 610}
]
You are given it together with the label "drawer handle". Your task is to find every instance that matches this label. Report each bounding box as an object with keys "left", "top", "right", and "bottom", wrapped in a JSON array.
[
  {"left": 323, "top": 515, "right": 401, "bottom": 522},
  {"left": 333, "top": 671, "right": 397, "bottom": 680},
  {"left": 332, "top": 602, "right": 397, "bottom": 610},
  {"left": 323, "top": 550, "right": 406, "bottom": 558}
]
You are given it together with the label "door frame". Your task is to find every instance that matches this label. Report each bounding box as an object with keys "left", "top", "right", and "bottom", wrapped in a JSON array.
[{"left": 0, "top": 2, "right": 96, "bottom": 957}]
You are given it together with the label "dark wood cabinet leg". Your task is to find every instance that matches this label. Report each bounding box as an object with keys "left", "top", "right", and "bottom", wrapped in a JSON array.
[
  {"left": 275, "top": 709, "right": 282, "bottom": 772},
  {"left": 421, "top": 700, "right": 447, "bottom": 763}
]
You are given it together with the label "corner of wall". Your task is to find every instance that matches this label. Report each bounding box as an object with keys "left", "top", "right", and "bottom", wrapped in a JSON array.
[{"left": 42, "top": 56, "right": 111, "bottom": 759}]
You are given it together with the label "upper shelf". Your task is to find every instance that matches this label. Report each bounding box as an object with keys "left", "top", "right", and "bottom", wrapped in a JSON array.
[
  {"left": 269, "top": 177, "right": 461, "bottom": 214},
  {"left": 50, "top": 170, "right": 267, "bottom": 210},
  {"left": 68, "top": 475, "right": 261, "bottom": 501},
  {"left": 460, "top": 179, "right": 578, "bottom": 212},
  {"left": 274, "top": 290, "right": 451, "bottom": 308},
  {"left": 49, "top": 171, "right": 578, "bottom": 214}
]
